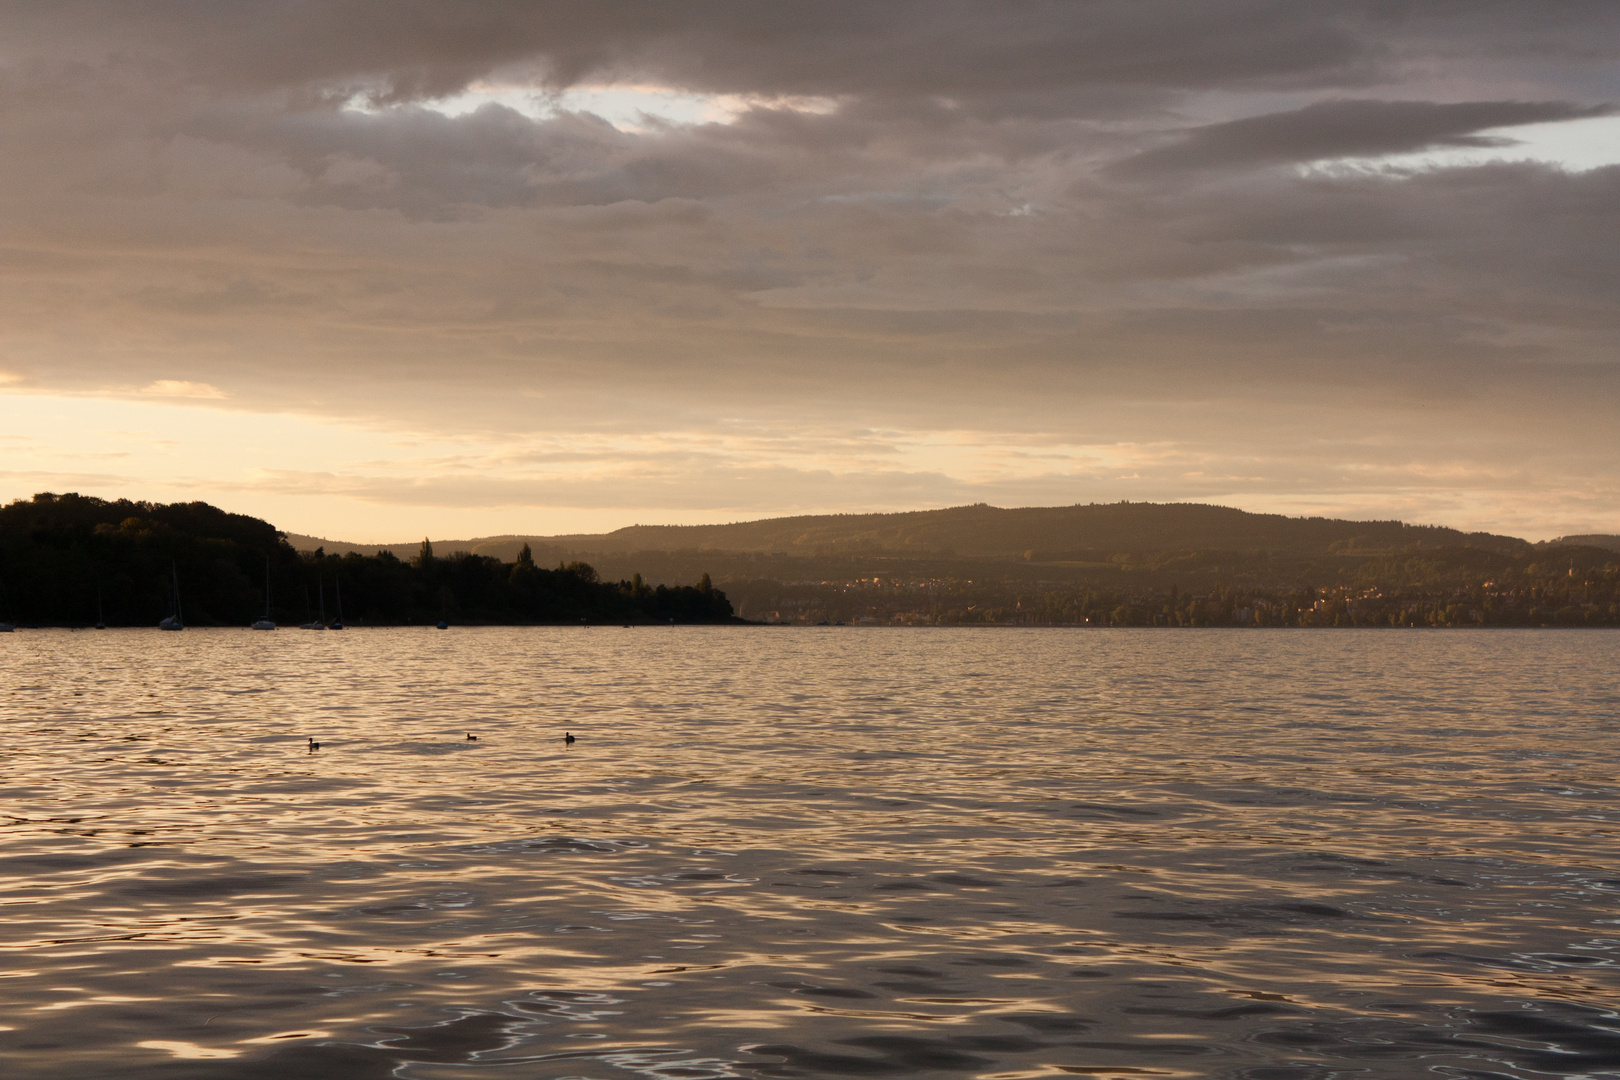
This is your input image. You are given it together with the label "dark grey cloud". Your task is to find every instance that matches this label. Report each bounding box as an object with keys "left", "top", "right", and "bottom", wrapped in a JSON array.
[
  {"left": 1113, "top": 99, "right": 1615, "bottom": 175},
  {"left": 9, "top": 1, "right": 1620, "bottom": 108},
  {"left": 1, "top": 1, "right": 1371, "bottom": 101}
]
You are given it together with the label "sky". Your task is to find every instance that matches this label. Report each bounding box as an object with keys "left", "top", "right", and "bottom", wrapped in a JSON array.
[{"left": 0, "top": 2, "right": 1616, "bottom": 542}]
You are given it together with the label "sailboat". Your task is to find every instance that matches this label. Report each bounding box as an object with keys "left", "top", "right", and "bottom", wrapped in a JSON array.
[
  {"left": 159, "top": 563, "right": 184, "bottom": 630},
  {"left": 300, "top": 579, "right": 325, "bottom": 630},
  {"left": 328, "top": 577, "right": 344, "bottom": 630},
  {"left": 251, "top": 557, "right": 276, "bottom": 630}
]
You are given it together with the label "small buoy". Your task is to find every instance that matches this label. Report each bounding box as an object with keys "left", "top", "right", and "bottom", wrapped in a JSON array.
[
  {"left": 437, "top": 620, "right": 448, "bottom": 630},
  {"left": 467, "top": 732, "right": 478, "bottom": 741},
  {"left": 564, "top": 732, "right": 575, "bottom": 745}
]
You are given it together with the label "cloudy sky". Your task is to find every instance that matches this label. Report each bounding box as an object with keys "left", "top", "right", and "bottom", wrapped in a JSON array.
[{"left": 1, "top": 1, "right": 1616, "bottom": 541}]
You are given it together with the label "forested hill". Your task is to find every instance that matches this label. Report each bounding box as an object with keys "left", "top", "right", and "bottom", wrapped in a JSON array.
[
  {"left": 1551, "top": 534, "right": 1620, "bottom": 553},
  {"left": 574, "top": 502, "right": 1528, "bottom": 557},
  {"left": 0, "top": 493, "right": 734, "bottom": 627},
  {"left": 296, "top": 502, "right": 1531, "bottom": 562}
]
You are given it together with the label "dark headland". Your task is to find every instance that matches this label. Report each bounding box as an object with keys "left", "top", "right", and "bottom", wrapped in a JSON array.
[
  {"left": 3, "top": 493, "right": 1617, "bottom": 627},
  {"left": 0, "top": 493, "right": 736, "bottom": 628}
]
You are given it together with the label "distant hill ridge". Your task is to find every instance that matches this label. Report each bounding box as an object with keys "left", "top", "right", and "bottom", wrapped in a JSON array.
[
  {"left": 287, "top": 501, "right": 1535, "bottom": 562},
  {"left": 1550, "top": 534, "right": 1620, "bottom": 553}
]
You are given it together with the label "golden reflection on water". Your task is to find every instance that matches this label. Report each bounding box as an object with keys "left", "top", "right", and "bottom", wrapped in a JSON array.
[{"left": 1, "top": 627, "right": 1618, "bottom": 1079}]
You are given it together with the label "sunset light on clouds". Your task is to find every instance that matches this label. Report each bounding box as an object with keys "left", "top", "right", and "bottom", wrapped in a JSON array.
[{"left": 1, "top": 2, "right": 1616, "bottom": 541}]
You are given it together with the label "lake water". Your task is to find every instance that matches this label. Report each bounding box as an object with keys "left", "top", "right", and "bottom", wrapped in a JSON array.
[{"left": 2, "top": 628, "right": 1618, "bottom": 1079}]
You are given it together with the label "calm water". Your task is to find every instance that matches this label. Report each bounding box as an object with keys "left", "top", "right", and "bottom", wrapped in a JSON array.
[{"left": 2, "top": 628, "right": 1618, "bottom": 1079}]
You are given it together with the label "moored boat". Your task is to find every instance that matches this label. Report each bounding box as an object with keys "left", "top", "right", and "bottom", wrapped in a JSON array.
[
  {"left": 250, "top": 557, "right": 276, "bottom": 630},
  {"left": 300, "top": 578, "right": 325, "bottom": 629},
  {"left": 159, "top": 563, "right": 184, "bottom": 630}
]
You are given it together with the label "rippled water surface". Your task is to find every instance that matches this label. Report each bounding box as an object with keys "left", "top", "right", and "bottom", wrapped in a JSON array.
[{"left": 2, "top": 627, "right": 1619, "bottom": 1079}]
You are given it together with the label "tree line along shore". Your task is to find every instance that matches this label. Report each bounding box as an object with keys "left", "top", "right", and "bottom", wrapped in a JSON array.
[
  {"left": 725, "top": 566, "right": 1620, "bottom": 628},
  {"left": 0, "top": 493, "right": 735, "bottom": 627},
  {"left": 2, "top": 492, "right": 1616, "bottom": 628}
]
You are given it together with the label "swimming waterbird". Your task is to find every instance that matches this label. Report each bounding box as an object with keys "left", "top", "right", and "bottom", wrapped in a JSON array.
[
  {"left": 467, "top": 732, "right": 477, "bottom": 741},
  {"left": 308, "top": 738, "right": 320, "bottom": 751},
  {"left": 564, "top": 732, "right": 575, "bottom": 745}
]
